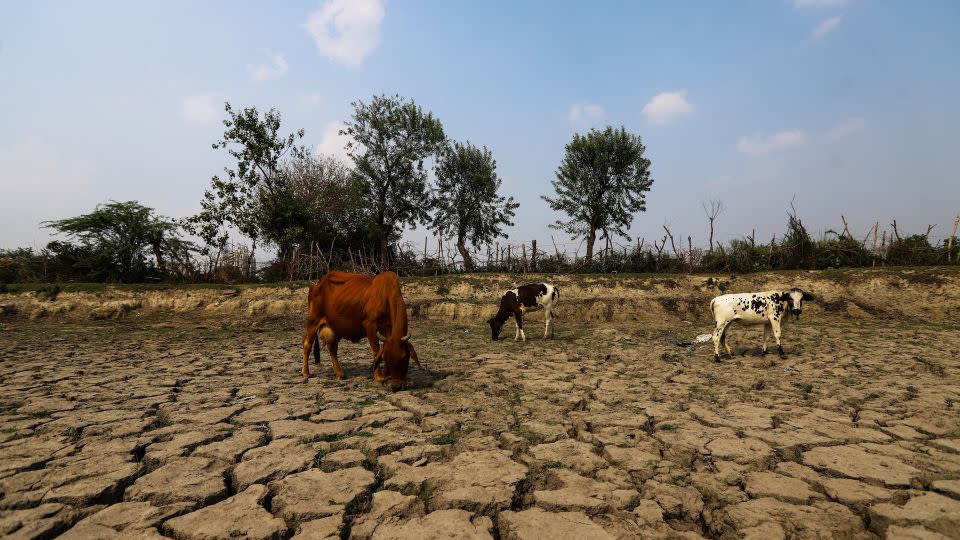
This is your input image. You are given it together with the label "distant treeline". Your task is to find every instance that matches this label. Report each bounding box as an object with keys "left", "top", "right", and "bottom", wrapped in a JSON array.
[
  {"left": 2, "top": 93, "right": 958, "bottom": 284},
  {"left": 2, "top": 206, "right": 957, "bottom": 284}
]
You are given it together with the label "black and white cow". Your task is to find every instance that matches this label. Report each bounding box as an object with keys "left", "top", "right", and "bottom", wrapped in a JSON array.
[
  {"left": 488, "top": 283, "right": 559, "bottom": 341},
  {"left": 710, "top": 288, "right": 814, "bottom": 361}
]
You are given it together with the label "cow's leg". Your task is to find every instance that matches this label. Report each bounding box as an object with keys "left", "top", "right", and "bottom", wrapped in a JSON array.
[
  {"left": 772, "top": 320, "right": 786, "bottom": 358},
  {"left": 712, "top": 320, "right": 730, "bottom": 362},
  {"left": 365, "top": 324, "right": 385, "bottom": 382},
  {"left": 514, "top": 312, "right": 526, "bottom": 342},
  {"left": 721, "top": 324, "right": 734, "bottom": 357},
  {"left": 762, "top": 324, "right": 770, "bottom": 355},
  {"left": 543, "top": 308, "right": 552, "bottom": 339},
  {"left": 302, "top": 317, "right": 324, "bottom": 378},
  {"left": 326, "top": 339, "right": 344, "bottom": 379}
]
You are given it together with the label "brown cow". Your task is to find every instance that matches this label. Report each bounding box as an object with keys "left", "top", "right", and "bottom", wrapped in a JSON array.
[{"left": 302, "top": 271, "right": 421, "bottom": 391}]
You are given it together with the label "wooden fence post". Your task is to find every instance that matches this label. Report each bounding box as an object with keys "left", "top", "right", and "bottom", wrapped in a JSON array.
[
  {"left": 880, "top": 230, "right": 887, "bottom": 267},
  {"left": 948, "top": 214, "right": 960, "bottom": 263}
]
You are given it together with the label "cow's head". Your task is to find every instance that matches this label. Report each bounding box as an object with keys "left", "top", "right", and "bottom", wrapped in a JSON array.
[
  {"left": 373, "top": 334, "right": 419, "bottom": 391},
  {"left": 778, "top": 288, "right": 815, "bottom": 320},
  {"left": 488, "top": 317, "right": 505, "bottom": 341}
]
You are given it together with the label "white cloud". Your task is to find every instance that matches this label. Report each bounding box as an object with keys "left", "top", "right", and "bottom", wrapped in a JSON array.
[
  {"left": 247, "top": 53, "right": 288, "bottom": 82},
  {"left": 315, "top": 122, "right": 353, "bottom": 162},
  {"left": 181, "top": 94, "right": 221, "bottom": 125},
  {"left": 304, "top": 0, "right": 384, "bottom": 68},
  {"left": 812, "top": 15, "right": 842, "bottom": 39},
  {"left": 793, "top": 0, "right": 846, "bottom": 7},
  {"left": 299, "top": 93, "right": 323, "bottom": 106},
  {"left": 826, "top": 116, "right": 865, "bottom": 140},
  {"left": 568, "top": 102, "right": 605, "bottom": 126},
  {"left": 641, "top": 90, "right": 694, "bottom": 125},
  {"left": 737, "top": 130, "right": 807, "bottom": 155}
]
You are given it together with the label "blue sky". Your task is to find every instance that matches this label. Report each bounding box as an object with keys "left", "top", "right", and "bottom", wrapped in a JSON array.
[{"left": 2, "top": 0, "right": 959, "bottom": 256}]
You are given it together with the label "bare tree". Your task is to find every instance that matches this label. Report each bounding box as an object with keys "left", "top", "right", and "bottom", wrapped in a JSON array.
[{"left": 702, "top": 199, "right": 725, "bottom": 254}]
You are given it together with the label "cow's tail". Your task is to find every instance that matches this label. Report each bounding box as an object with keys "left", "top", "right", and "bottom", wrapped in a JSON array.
[
  {"left": 709, "top": 297, "right": 718, "bottom": 321},
  {"left": 552, "top": 286, "right": 559, "bottom": 304}
]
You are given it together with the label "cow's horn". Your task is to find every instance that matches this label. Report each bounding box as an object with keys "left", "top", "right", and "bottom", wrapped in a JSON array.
[{"left": 401, "top": 333, "right": 411, "bottom": 342}]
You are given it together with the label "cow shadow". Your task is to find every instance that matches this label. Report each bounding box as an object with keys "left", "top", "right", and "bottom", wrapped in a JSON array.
[{"left": 311, "top": 361, "right": 450, "bottom": 391}]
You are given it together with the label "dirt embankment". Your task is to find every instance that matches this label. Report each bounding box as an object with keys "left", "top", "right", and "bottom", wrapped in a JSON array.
[{"left": 2, "top": 267, "right": 958, "bottom": 324}]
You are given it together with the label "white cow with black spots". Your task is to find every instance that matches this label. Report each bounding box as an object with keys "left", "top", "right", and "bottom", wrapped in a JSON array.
[{"left": 710, "top": 288, "right": 814, "bottom": 361}]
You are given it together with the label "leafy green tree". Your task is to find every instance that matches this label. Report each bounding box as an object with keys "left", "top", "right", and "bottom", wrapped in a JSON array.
[
  {"left": 43, "top": 201, "right": 189, "bottom": 281},
  {"left": 187, "top": 102, "right": 304, "bottom": 273},
  {"left": 430, "top": 141, "right": 518, "bottom": 270},
  {"left": 341, "top": 94, "right": 446, "bottom": 268},
  {"left": 542, "top": 126, "right": 653, "bottom": 264},
  {"left": 255, "top": 149, "right": 371, "bottom": 257}
]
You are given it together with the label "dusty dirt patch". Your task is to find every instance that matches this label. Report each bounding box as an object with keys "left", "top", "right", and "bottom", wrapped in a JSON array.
[{"left": 1, "top": 270, "right": 960, "bottom": 538}]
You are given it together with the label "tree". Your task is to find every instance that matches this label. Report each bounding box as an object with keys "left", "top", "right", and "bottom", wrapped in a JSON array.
[
  {"left": 255, "top": 148, "right": 371, "bottom": 257},
  {"left": 430, "top": 141, "right": 518, "bottom": 270},
  {"left": 702, "top": 199, "right": 725, "bottom": 254},
  {"left": 187, "top": 102, "right": 304, "bottom": 275},
  {"left": 341, "top": 94, "right": 446, "bottom": 268},
  {"left": 43, "top": 201, "right": 189, "bottom": 282},
  {"left": 542, "top": 126, "right": 653, "bottom": 264}
]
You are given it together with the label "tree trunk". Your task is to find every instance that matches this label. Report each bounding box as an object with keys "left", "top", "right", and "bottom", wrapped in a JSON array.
[
  {"left": 151, "top": 241, "right": 166, "bottom": 276},
  {"left": 708, "top": 218, "right": 715, "bottom": 254},
  {"left": 379, "top": 224, "right": 390, "bottom": 271},
  {"left": 457, "top": 239, "right": 474, "bottom": 271},
  {"left": 247, "top": 236, "right": 257, "bottom": 280},
  {"left": 585, "top": 228, "right": 597, "bottom": 264},
  {"left": 380, "top": 234, "right": 389, "bottom": 272}
]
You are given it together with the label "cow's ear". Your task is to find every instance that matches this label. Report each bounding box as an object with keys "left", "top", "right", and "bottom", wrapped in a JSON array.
[
  {"left": 771, "top": 293, "right": 782, "bottom": 302},
  {"left": 802, "top": 292, "right": 815, "bottom": 302}
]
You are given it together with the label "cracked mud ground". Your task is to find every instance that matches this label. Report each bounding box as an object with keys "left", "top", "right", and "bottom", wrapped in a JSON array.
[{"left": 2, "top": 314, "right": 959, "bottom": 539}]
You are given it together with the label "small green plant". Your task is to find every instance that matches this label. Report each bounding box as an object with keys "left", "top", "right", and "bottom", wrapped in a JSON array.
[
  {"left": 793, "top": 382, "right": 814, "bottom": 399},
  {"left": 345, "top": 491, "right": 373, "bottom": 515},
  {"left": 657, "top": 422, "right": 681, "bottom": 431},
  {"left": 313, "top": 448, "right": 330, "bottom": 468},
  {"left": 417, "top": 484, "right": 438, "bottom": 506},
  {"left": 863, "top": 391, "right": 884, "bottom": 401},
  {"left": 904, "top": 386, "right": 919, "bottom": 400},
  {"left": 435, "top": 282, "right": 451, "bottom": 296},
  {"left": 430, "top": 432, "right": 458, "bottom": 445},
  {"left": 34, "top": 284, "right": 62, "bottom": 301},
  {"left": 355, "top": 395, "right": 384, "bottom": 408},
  {"left": 702, "top": 277, "right": 730, "bottom": 293},
  {"left": 666, "top": 474, "right": 688, "bottom": 486}
]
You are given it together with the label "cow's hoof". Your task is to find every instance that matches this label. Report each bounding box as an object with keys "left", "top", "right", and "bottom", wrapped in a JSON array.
[
  {"left": 779, "top": 354, "right": 787, "bottom": 360},
  {"left": 761, "top": 350, "right": 768, "bottom": 356},
  {"left": 713, "top": 355, "right": 721, "bottom": 363}
]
